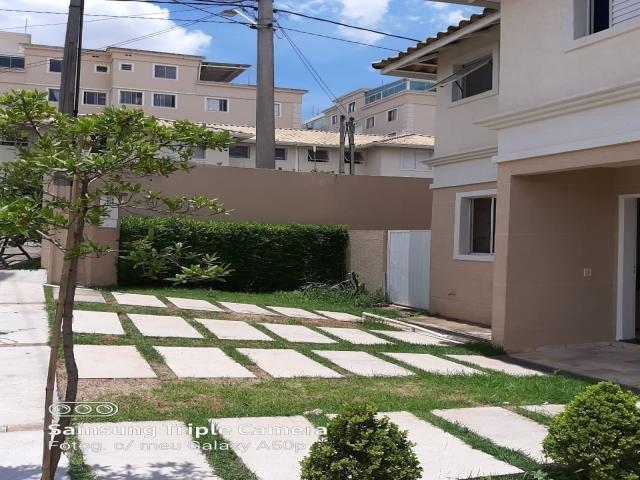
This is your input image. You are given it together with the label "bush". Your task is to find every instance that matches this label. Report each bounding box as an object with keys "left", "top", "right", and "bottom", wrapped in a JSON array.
[
  {"left": 118, "top": 216, "right": 348, "bottom": 292},
  {"left": 300, "top": 404, "right": 422, "bottom": 480},
  {"left": 297, "top": 272, "right": 387, "bottom": 308},
  {"left": 543, "top": 382, "right": 640, "bottom": 480}
]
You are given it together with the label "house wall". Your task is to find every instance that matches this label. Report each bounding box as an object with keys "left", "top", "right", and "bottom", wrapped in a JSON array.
[
  {"left": 430, "top": 182, "right": 496, "bottom": 325},
  {"left": 347, "top": 230, "right": 387, "bottom": 292}
]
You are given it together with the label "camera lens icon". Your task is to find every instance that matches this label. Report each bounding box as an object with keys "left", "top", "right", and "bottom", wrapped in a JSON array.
[
  {"left": 49, "top": 403, "right": 72, "bottom": 416},
  {"left": 48, "top": 402, "right": 118, "bottom": 417}
]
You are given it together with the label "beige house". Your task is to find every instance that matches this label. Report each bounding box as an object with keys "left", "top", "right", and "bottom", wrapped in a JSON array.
[
  {"left": 303, "top": 78, "right": 437, "bottom": 136},
  {"left": 192, "top": 124, "right": 434, "bottom": 178},
  {"left": 376, "top": 0, "right": 640, "bottom": 351},
  {"left": 0, "top": 31, "right": 305, "bottom": 128}
]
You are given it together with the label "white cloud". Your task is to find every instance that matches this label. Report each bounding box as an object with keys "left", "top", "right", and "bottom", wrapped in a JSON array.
[
  {"left": 336, "top": 0, "right": 390, "bottom": 43},
  {"left": 0, "top": 0, "right": 212, "bottom": 55},
  {"left": 441, "top": 9, "right": 466, "bottom": 25}
]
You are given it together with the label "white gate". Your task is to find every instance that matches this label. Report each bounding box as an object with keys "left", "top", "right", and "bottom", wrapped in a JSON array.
[{"left": 387, "top": 230, "right": 431, "bottom": 310}]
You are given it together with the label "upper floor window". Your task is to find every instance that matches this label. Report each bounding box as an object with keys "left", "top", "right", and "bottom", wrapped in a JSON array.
[
  {"left": 387, "top": 109, "right": 397, "bottom": 122},
  {"left": 153, "top": 93, "right": 176, "bottom": 108},
  {"left": 154, "top": 64, "right": 177, "bottom": 79},
  {"left": 591, "top": 0, "right": 611, "bottom": 33},
  {"left": 119, "top": 90, "right": 143, "bottom": 106},
  {"left": 274, "top": 103, "right": 282, "bottom": 117},
  {"left": 205, "top": 97, "right": 228, "bottom": 112},
  {"left": 119, "top": 63, "right": 134, "bottom": 72},
  {"left": 0, "top": 55, "right": 25, "bottom": 69},
  {"left": 331, "top": 115, "right": 338, "bottom": 125},
  {"left": 83, "top": 91, "right": 107, "bottom": 106},
  {"left": 365, "top": 116, "right": 375, "bottom": 129},
  {"left": 348, "top": 101, "right": 356, "bottom": 113},
  {"left": 48, "top": 88, "right": 60, "bottom": 102},
  {"left": 229, "top": 145, "right": 250, "bottom": 159},
  {"left": 48, "top": 59, "right": 62, "bottom": 73},
  {"left": 451, "top": 56, "right": 493, "bottom": 102},
  {"left": 308, "top": 148, "right": 329, "bottom": 162},
  {"left": 95, "top": 65, "right": 109, "bottom": 74}
]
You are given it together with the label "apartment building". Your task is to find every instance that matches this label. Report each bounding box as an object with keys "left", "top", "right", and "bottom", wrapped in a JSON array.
[
  {"left": 191, "top": 124, "right": 434, "bottom": 178},
  {"left": 0, "top": 32, "right": 305, "bottom": 128},
  {"left": 303, "top": 78, "right": 437, "bottom": 136},
  {"left": 375, "top": 0, "right": 640, "bottom": 352}
]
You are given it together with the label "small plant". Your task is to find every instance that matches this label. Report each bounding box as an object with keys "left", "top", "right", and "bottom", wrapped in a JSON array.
[
  {"left": 300, "top": 403, "right": 422, "bottom": 480},
  {"left": 543, "top": 382, "right": 640, "bottom": 480},
  {"left": 297, "top": 272, "right": 387, "bottom": 308}
]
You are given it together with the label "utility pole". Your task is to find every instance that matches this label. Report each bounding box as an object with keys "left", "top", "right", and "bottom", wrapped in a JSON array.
[
  {"left": 347, "top": 116, "right": 356, "bottom": 175},
  {"left": 58, "top": 0, "right": 84, "bottom": 116},
  {"left": 338, "top": 115, "right": 346, "bottom": 174},
  {"left": 255, "top": 0, "right": 276, "bottom": 169}
]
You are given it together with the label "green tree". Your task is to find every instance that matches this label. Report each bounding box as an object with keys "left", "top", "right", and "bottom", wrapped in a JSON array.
[{"left": 0, "top": 90, "right": 232, "bottom": 479}]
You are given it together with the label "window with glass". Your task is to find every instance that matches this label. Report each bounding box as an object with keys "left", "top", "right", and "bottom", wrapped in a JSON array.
[
  {"left": 452, "top": 58, "right": 493, "bottom": 101},
  {"left": 344, "top": 151, "right": 363, "bottom": 164},
  {"left": 154, "top": 64, "right": 177, "bottom": 79},
  {"left": 348, "top": 101, "right": 356, "bottom": 113},
  {"left": 308, "top": 148, "right": 329, "bottom": 162},
  {"left": 0, "top": 55, "right": 25, "bottom": 69},
  {"left": 205, "top": 98, "right": 228, "bottom": 112},
  {"left": 454, "top": 191, "right": 497, "bottom": 260},
  {"left": 95, "top": 65, "right": 109, "bottom": 73},
  {"left": 387, "top": 109, "right": 397, "bottom": 122},
  {"left": 274, "top": 103, "right": 282, "bottom": 117},
  {"left": 119, "top": 90, "right": 143, "bottom": 105},
  {"left": 48, "top": 59, "right": 62, "bottom": 73},
  {"left": 48, "top": 88, "right": 60, "bottom": 102},
  {"left": 191, "top": 147, "right": 206, "bottom": 160},
  {"left": 153, "top": 93, "right": 176, "bottom": 108},
  {"left": 365, "top": 116, "right": 375, "bottom": 129},
  {"left": 331, "top": 115, "right": 338, "bottom": 125},
  {"left": 83, "top": 91, "right": 107, "bottom": 106},
  {"left": 275, "top": 148, "right": 287, "bottom": 160},
  {"left": 229, "top": 145, "right": 250, "bottom": 159},
  {"left": 120, "top": 63, "right": 133, "bottom": 71}
]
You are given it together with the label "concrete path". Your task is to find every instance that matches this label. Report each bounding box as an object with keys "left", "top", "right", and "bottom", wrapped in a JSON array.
[
  {"left": 155, "top": 346, "right": 255, "bottom": 378},
  {"left": 128, "top": 313, "right": 203, "bottom": 338},
  {"left": 219, "top": 302, "right": 277, "bottom": 316},
  {"left": 0, "top": 270, "right": 46, "bottom": 305},
  {"left": 212, "top": 416, "right": 319, "bottom": 480},
  {"left": 0, "top": 304, "right": 50, "bottom": 345},
  {"left": 112, "top": 292, "right": 167, "bottom": 308},
  {"left": 372, "top": 330, "right": 455, "bottom": 346},
  {"left": 238, "top": 348, "right": 342, "bottom": 378},
  {"left": 313, "top": 350, "right": 414, "bottom": 377},
  {"left": 196, "top": 319, "right": 273, "bottom": 341},
  {"left": 72, "top": 310, "right": 124, "bottom": 335},
  {"left": 260, "top": 323, "right": 336, "bottom": 344},
  {"left": 433, "top": 406, "right": 550, "bottom": 463},
  {"left": 78, "top": 420, "right": 220, "bottom": 479},
  {"left": 75, "top": 345, "right": 157, "bottom": 379},
  {"left": 166, "top": 297, "right": 223, "bottom": 312},
  {"left": 384, "top": 411, "right": 522, "bottom": 480},
  {"left": 318, "top": 327, "right": 390, "bottom": 345},
  {"left": 447, "top": 355, "right": 547, "bottom": 376},
  {"left": 383, "top": 353, "right": 483, "bottom": 375},
  {"left": 315, "top": 310, "right": 360, "bottom": 322},
  {"left": 51, "top": 285, "right": 106, "bottom": 304},
  {"left": 0, "top": 430, "right": 69, "bottom": 479},
  {"left": 267, "top": 306, "right": 324, "bottom": 319},
  {"left": 522, "top": 404, "right": 565, "bottom": 417}
]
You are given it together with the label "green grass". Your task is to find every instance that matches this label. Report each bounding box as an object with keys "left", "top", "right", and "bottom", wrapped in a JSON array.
[{"left": 47, "top": 285, "right": 594, "bottom": 480}]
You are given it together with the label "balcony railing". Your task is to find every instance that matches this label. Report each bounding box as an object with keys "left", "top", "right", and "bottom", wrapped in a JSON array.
[{"left": 364, "top": 79, "right": 435, "bottom": 105}]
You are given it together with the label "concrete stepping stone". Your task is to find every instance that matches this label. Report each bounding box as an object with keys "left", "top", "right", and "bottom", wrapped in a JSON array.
[
  {"left": 72, "top": 310, "right": 124, "bottom": 335},
  {"left": 267, "top": 306, "right": 324, "bottom": 319},
  {"left": 318, "top": 327, "right": 390, "bottom": 345},
  {"left": 212, "top": 416, "right": 319, "bottom": 480},
  {"left": 238, "top": 348, "right": 342, "bottom": 378},
  {"left": 385, "top": 411, "right": 522, "bottom": 479},
  {"left": 52, "top": 285, "right": 106, "bottom": 303},
  {"left": 260, "top": 323, "right": 337, "bottom": 344},
  {"left": 75, "top": 345, "right": 156, "bottom": 379},
  {"left": 0, "top": 282, "right": 44, "bottom": 305},
  {"left": 128, "top": 313, "right": 203, "bottom": 338},
  {"left": 433, "top": 406, "right": 550, "bottom": 463},
  {"left": 313, "top": 350, "right": 414, "bottom": 377},
  {"left": 0, "top": 346, "right": 51, "bottom": 428},
  {"left": 522, "top": 404, "right": 565, "bottom": 417},
  {"left": 166, "top": 297, "right": 223, "bottom": 312},
  {"left": 0, "top": 306, "right": 49, "bottom": 345},
  {"left": 195, "top": 319, "right": 273, "bottom": 341},
  {"left": 155, "top": 346, "right": 255, "bottom": 378},
  {"left": 315, "top": 310, "right": 361, "bottom": 322},
  {"left": 373, "top": 330, "right": 454, "bottom": 346},
  {"left": 219, "top": 301, "right": 277, "bottom": 315},
  {"left": 0, "top": 430, "right": 69, "bottom": 479},
  {"left": 383, "top": 353, "right": 483, "bottom": 375},
  {"left": 112, "top": 292, "right": 166, "bottom": 308},
  {"left": 78, "top": 420, "right": 220, "bottom": 479},
  {"left": 447, "top": 355, "right": 547, "bottom": 376}
]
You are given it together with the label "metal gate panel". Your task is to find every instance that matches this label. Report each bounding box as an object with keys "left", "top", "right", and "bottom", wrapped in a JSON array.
[{"left": 387, "top": 230, "right": 430, "bottom": 310}]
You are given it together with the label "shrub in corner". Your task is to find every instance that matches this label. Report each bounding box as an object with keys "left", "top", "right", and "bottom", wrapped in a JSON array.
[
  {"left": 300, "top": 403, "right": 422, "bottom": 480},
  {"left": 543, "top": 382, "right": 640, "bottom": 480}
]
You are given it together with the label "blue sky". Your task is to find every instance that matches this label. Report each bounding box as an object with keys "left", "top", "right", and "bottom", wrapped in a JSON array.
[{"left": 0, "top": 0, "right": 481, "bottom": 119}]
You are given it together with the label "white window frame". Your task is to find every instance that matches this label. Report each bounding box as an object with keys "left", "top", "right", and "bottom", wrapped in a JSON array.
[
  {"left": 348, "top": 101, "right": 356, "bottom": 113},
  {"left": 153, "top": 63, "right": 178, "bottom": 80},
  {"left": 118, "top": 89, "right": 144, "bottom": 106},
  {"left": 229, "top": 145, "right": 250, "bottom": 159},
  {"left": 331, "top": 115, "right": 338, "bottom": 125},
  {"left": 274, "top": 102, "right": 282, "bottom": 117},
  {"left": 94, "top": 64, "right": 109, "bottom": 74},
  {"left": 82, "top": 90, "right": 108, "bottom": 106},
  {"left": 152, "top": 92, "right": 177, "bottom": 108},
  {"left": 275, "top": 147, "right": 287, "bottom": 161},
  {"left": 119, "top": 62, "right": 134, "bottom": 72},
  {"left": 47, "top": 88, "right": 60, "bottom": 102},
  {"left": 453, "top": 189, "right": 497, "bottom": 262},
  {"left": 365, "top": 116, "right": 375, "bottom": 129},
  {"left": 204, "top": 97, "right": 229, "bottom": 112},
  {"left": 47, "top": 58, "right": 62, "bottom": 74},
  {"left": 387, "top": 108, "right": 398, "bottom": 122}
]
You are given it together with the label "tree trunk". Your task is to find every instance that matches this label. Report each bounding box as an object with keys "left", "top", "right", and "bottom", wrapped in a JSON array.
[{"left": 41, "top": 176, "right": 87, "bottom": 480}]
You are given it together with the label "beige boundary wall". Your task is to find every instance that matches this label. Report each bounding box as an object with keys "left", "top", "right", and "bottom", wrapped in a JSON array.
[{"left": 43, "top": 165, "right": 432, "bottom": 290}]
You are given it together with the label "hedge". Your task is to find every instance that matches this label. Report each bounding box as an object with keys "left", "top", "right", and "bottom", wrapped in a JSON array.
[{"left": 118, "top": 216, "right": 349, "bottom": 292}]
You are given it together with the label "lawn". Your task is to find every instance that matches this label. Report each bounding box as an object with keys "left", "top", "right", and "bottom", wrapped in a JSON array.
[{"left": 46, "top": 285, "right": 594, "bottom": 480}]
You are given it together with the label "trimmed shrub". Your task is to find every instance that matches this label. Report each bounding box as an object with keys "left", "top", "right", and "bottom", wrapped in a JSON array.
[
  {"left": 543, "top": 382, "right": 640, "bottom": 480},
  {"left": 118, "top": 216, "right": 348, "bottom": 292},
  {"left": 300, "top": 404, "right": 422, "bottom": 480}
]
